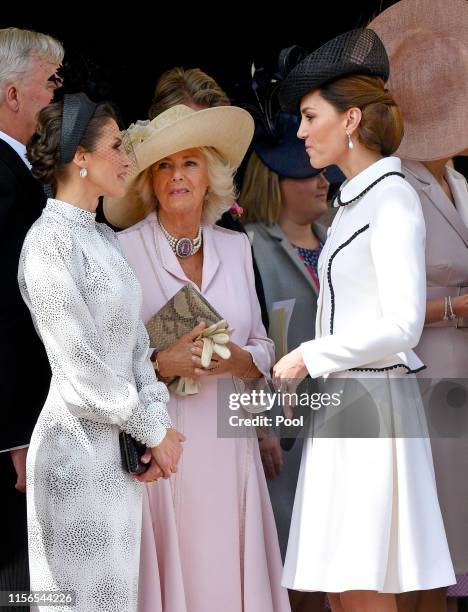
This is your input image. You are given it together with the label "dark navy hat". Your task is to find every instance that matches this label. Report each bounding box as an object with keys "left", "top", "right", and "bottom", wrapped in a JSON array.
[{"left": 253, "top": 111, "right": 344, "bottom": 182}]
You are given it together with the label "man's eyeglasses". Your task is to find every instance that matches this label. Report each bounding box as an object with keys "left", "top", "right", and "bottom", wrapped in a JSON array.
[{"left": 48, "top": 65, "right": 64, "bottom": 89}]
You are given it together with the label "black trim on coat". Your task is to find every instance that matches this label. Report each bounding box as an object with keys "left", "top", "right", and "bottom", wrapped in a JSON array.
[
  {"left": 327, "top": 224, "right": 370, "bottom": 334},
  {"left": 349, "top": 364, "right": 427, "bottom": 374}
]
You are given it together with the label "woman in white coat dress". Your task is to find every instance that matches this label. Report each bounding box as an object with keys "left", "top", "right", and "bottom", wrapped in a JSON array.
[
  {"left": 274, "top": 29, "right": 455, "bottom": 612},
  {"left": 18, "top": 93, "right": 184, "bottom": 612}
]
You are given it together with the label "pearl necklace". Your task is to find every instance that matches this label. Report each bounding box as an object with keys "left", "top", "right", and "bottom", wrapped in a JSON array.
[{"left": 157, "top": 214, "right": 202, "bottom": 258}]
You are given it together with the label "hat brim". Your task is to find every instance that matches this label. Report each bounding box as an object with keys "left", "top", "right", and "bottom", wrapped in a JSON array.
[
  {"left": 104, "top": 106, "right": 254, "bottom": 228},
  {"left": 369, "top": 0, "right": 468, "bottom": 160}
]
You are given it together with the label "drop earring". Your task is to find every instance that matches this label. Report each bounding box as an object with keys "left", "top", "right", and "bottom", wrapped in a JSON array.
[
  {"left": 346, "top": 131, "right": 354, "bottom": 150},
  {"left": 80, "top": 168, "right": 88, "bottom": 178}
]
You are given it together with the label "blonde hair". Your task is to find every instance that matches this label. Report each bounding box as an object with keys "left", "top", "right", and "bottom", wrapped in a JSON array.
[
  {"left": 0, "top": 28, "right": 64, "bottom": 103},
  {"left": 149, "top": 67, "right": 230, "bottom": 119},
  {"left": 240, "top": 152, "right": 283, "bottom": 225},
  {"left": 133, "top": 146, "right": 237, "bottom": 225}
]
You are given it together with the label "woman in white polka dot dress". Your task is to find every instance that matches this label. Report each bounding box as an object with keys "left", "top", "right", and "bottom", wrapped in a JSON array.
[{"left": 18, "top": 93, "right": 183, "bottom": 612}]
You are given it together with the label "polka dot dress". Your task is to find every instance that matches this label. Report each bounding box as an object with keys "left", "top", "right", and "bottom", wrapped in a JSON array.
[{"left": 18, "top": 199, "right": 171, "bottom": 612}]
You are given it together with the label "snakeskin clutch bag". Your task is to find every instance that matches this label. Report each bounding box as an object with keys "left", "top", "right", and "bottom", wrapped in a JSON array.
[{"left": 145, "top": 283, "right": 224, "bottom": 351}]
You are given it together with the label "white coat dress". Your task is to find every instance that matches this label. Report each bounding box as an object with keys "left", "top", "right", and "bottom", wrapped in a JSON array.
[{"left": 282, "top": 157, "right": 455, "bottom": 593}]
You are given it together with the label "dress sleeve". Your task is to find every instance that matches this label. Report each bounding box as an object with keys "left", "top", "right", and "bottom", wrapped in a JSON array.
[
  {"left": 300, "top": 182, "right": 427, "bottom": 378},
  {"left": 132, "top": 318, "right": 172, "bottom": 431},
  {"left": 239, "top": 233, "right": 275, "bottom": 376},
  {"left": 19, "top": 223, "right": 170, "bottom": 447}
]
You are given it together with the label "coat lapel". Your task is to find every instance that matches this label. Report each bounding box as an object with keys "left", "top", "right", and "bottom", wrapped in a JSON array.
[
  {"left": 140, "top": 213, "right": 187, "bottom": 286},
  {"left": 446, "top": 167, "right": 468, "bottom": 235},
  {"left": 263, "top": 223, "right": 321, "bottom": 296},
  {"left": 404, "top": 160, "right": 468, "bottom": 247},
  {"left": 200, "top": 225, "right": 220, "bottom": 293},
  {"left": 140, "top": 213, "right": 221, "bottom": 294}
]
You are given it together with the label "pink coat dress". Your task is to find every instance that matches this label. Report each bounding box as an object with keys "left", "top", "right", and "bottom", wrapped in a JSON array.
[{"left": 118, "top": 212, "right": 291, "bottom": 612}]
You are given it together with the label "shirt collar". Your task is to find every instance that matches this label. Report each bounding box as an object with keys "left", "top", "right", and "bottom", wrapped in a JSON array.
[
  {"left": 336, "top": 156, "right": 402, "bottom": 206},
  {"left": 0, "top": 130, "right": 31, "bottom": 170}
]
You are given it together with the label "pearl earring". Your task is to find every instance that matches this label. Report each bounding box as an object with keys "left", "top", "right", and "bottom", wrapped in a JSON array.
[
  {"left": 79, "top": 168, "right": 88, "bottom": 178},
  {"left": 346, "top": 131, "right": 354, "bottom": 150}
]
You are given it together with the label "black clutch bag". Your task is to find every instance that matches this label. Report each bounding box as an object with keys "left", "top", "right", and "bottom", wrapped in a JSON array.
[{"left": 119, "top": 432, "right": 148, "bottom": 474}]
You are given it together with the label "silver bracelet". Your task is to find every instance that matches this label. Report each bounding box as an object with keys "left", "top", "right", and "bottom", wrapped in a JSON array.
[
  {"left": 447, "top": 295, "right": 457, "bottom": 320},
  {"left": 443, "top": 296, "right": 449, "bottom": 320}
]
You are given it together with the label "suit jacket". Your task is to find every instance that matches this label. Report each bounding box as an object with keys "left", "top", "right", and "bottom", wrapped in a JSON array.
[
  {"left": 0, "top": 139, "right": 51, "bottom": 451},
  {"left": 245, "top": 221, "right": 327, "bottom": 353}
]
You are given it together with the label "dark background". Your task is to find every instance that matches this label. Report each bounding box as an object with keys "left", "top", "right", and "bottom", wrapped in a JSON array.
[
  {"left": 2, "top": 1, "right": 467, "bottom": 177},
  {"left": 1, "top": 1, "right": 400, "bottom": 123}
]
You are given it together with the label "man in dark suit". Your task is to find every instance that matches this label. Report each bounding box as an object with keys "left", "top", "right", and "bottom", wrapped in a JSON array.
[{"left": 0, "top": 27, "right": 63, "bottom": 600}]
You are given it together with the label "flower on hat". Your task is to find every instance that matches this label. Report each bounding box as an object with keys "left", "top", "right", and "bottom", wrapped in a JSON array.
[
  {"left": 125, "top": 119, "right": 152, "bottom": 147},
  {"left": 229, "top": 201, "right": 244, "bottom": 219}
]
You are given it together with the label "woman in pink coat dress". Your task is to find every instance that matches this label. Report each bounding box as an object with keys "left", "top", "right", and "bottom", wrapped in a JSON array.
[{"left": 104, "top": 104, "right": 291, "bottom": 612}]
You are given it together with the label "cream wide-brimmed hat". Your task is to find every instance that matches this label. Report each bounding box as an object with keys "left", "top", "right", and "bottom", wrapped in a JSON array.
[
  {"left": 104, "top": 104, "right": 254, "bottom": 228},
  {"left": 369, "top": 0, "right": 468, "bottom": 161}
]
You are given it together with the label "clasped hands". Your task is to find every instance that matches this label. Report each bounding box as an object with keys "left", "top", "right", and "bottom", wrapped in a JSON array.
[
  {"left": 134, "top": 427, "right": 185, "bottom": 484},
  {"left": 156, "top": 321, "right": 257, "bottom": 380}
]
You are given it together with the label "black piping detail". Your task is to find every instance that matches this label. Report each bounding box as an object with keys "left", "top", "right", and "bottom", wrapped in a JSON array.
[
  {"left": 337, "top": 171, "right": 405, "bottom": 207},
  {"left": 349, "top": 364, "right": 427, "bottom": 374},
  {"left": 327, "top": 224, "right": 370, "bottom": 334}
]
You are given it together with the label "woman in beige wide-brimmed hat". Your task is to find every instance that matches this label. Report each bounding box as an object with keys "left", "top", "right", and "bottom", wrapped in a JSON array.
[
  {"left": 371, "top": 1, "right": 468, "bottom": 610},
  {"left": 105, "top": 104, "right": 291, "bottom": 612}
]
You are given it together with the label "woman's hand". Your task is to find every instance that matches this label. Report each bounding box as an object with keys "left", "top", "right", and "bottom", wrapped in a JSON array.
[
  {"left": 425, "top": 295, "right": 468, "bottom": 324},
  {"left": 157, "top": 322, "right": 207, "bottom": 379},
  {"left": 259, "top": 436, "right": 284, "bottom": 480},
  {"left": 152, "top": 428, "right": 186, "bottom": 478},
  {"left": 10, "top": 448, "right": 28, "bottom": 492},
  {"left": 134, "top": 451, "right": 164, "bottom": 483},
  {"left": 135, "top": 428, "right": 186, "bottom": 482},
  {"left": 273, "top": 347, "right": 307, "bottom": 386},
  {"left": 452, "top": 294, "right": 468, "bottom": 318},
  {"left": 191, "top": 341, "right": 261, "bottom": 378}
]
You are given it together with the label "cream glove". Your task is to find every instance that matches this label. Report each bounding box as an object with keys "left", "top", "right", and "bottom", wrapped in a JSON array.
[{"left": 170, "top": 320, "right": 233, "bottom": 397}]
